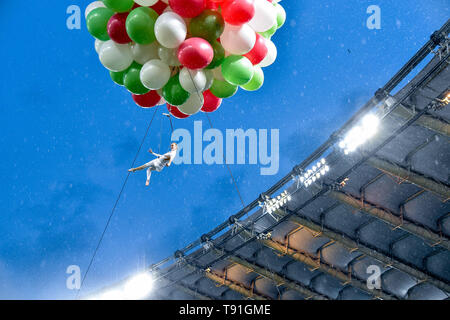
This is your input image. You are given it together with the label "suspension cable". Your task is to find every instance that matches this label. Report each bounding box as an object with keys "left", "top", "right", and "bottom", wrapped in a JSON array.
[
  {"left": 76, "top": 106, "right": 160, "bottom": 299},
  {"left": 186, "top": 69, "right": 246, "bottom": 208}
]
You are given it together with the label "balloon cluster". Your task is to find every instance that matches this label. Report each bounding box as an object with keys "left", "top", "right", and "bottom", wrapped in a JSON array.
[{"left": 86, "top": 0, "right": 286, "bottom": 119}]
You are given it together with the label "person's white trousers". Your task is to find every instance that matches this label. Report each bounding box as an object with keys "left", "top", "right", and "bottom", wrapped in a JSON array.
[{"left": 142, "top": 160, "right": 159, "bottom": 182}]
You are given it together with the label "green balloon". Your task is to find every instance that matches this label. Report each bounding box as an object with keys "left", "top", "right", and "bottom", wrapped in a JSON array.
[
  {"left": 189, "top": 10, "right": 224, "bottom": 41},
  {"left": 221, "top": 55, "right": 254, "bottom": 86},
  {"left": 86, "top": 7, "right": 114, "bottom": 41},
  {"left": 162, "top": 74, "right": 190, "bottom": 106},
  {"left": 103, "top": 0, "right": 134, "bottom": 13},
  {"left": 241, "top": 66, "right": 264, "bottom": 91},
  {"left": 275, "top": 4, "right": 286, "bottom": 28},
  {"left": 259, "top": 22, "right": 277, "bottom": 39},
  {"left": 110, "top": 69, "right": 126, "bottom": 86},
  {"left": 210, "top": 79, "right": 238, "bottom": 98},
  {"left": 126, "top": 7, "right": 158, "bottom": 45},
  {"left": 206, "top": 40, "right": 225, "bottom": 70},
  {"left": 124, "top": 63, "right": 149, "bottom": 95}
]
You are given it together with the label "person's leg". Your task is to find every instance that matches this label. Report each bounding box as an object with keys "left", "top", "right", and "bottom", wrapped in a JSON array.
[
  {"left": 129, "top": 160, "right": 153, "bottom": 173},
  {"left": 146, "top": 167, "right": 154, "bottom": 186}
]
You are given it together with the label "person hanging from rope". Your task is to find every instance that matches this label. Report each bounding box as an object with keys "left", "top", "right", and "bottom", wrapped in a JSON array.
[{"left": 128, "top": 143, "right": 178, "bottom": 186}]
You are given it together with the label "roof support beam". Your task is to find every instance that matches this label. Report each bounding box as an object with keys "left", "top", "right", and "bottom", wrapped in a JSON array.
[
  {"left": 391, "top": 104, "right": 450, "bottom": 137},
  {"left": 257, "top": 237, "right": 396, "bottom": 300},
  {"left": 275, "top": 209, "right": 450, "bottom": 293},
  {"left": 366, "top": 156, "right": 450, "bottom": 199},
  {"left": 219, "top": 251, "right": 328, "bottom": 300},
  {"left": 329, "top": 190, "right": 450, "bottom": 250}
]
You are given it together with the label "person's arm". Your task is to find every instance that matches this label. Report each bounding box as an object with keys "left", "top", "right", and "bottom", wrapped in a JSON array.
[
  {"left": 149, "top": 149, "right": 163, "bottom": 158},
  {"left": 166, "top": 152, "right": 175, "bottom": 166}
]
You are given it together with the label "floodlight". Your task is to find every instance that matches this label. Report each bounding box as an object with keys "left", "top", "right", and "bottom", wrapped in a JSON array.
[{"left": 123, "top": 272, "right": 153, "bottom": 300}]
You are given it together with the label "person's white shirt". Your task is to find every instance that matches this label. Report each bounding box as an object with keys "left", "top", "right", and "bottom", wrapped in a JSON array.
[{"left": 153, "top": 150, "right": 176, "bottom": 172}]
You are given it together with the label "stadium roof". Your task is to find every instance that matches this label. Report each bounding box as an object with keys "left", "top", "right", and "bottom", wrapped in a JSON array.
[{"left": 94, "top": 20, "right": 450, "bottom": 301}]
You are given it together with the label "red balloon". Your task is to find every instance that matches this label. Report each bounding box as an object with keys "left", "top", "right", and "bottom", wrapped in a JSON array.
[
  {"left": 169, "top": 0, "right": 206, "bottom": 18},
  {"left": 132, "top": 91, "right": 161, "bottom": 108},
  {"left": 243, "top": 33, "right": 268, "bottom": 65},
  {"left": 178, "top": 38, "right": 214, "bottom": 69},
  {"left": 107, "top": 13, "right": 132, "bottom": 44},
  {"left": 205, "top": 0, "right": 220, "bottom": 10},
  {"left": 221, "top": 0, "right": 255, "bottom": 26},
  {"left": 151, "top": 1, "right": 168, "bottom": 15},
  {"left": 201, "top": 90, "right": 222, "bottom": 113},
  {"left": 167, "top": 104, "right": 190, "bottom": 119}
]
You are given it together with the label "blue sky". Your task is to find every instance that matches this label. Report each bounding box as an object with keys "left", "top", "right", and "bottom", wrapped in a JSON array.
[{"left": 0, "top": 1, "right": 448, "bottom": 299}]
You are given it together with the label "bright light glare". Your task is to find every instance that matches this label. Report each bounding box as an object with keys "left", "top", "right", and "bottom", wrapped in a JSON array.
[
  {"left": 97, "top": 290, "right": 124, "bottom": 300},
  {"left": 339, "top": 114, "right": 380, "bottom": 153},
  {"left": 123, "top": 272, "right": 154, "bottom": 300},
  {"left": 361, "top": 114, "right": 379, "bottom": 139}
]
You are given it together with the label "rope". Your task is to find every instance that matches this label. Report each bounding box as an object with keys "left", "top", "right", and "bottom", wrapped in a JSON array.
[
  {"left": 185, "top": 69, "right": 246, "bottom": 208},
  {"left": 76, "top": 106, "right": 159, "bottom": 299},
  {"left": 159, "top": 115, "right": 163, "bottom": 154}
]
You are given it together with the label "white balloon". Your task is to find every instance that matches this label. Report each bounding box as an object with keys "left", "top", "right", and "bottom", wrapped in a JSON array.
[
  {"left": 155, "top": 12, "right": 187, "bottom": 49},
  {"left": 95, "top": 39, "right": 105, "bottom": 54},
  {"left": 140, "top": 59, "right": 171, "bottom": 90},
  {"left": 158, "top": 46, "right": 181, "bottom": 66},
  {"left": 85, "top": 1, "right": 105, "bottom": 18},
  {"left": 220, "top": 23, "right": 256, "bottom": 55},
  {"left": 99, "top": 41, "right": 133, "bottom": 72},
  {"left": 134, "top": 0, "right": 159, "bottom": 6},
  {"left": 178, "top": 94, "right": 204, "bottom": 115},
  {"left": 132, "top": 43, "right": 159, "bottom": 65},
  {"left": 212, "top": 66, "right": 225, "bottom": 81},
  {"left": 249, "top": 0, "right": 277, "bottom": 32},
  {"left": 259, "top": 39, "right": 277, "bottom": 67},
  {"left": 179, "top": 69, "right": 207, "bottom": 93},
  {"left": 204, "top": 69, "right": 214, "bottom": 90}
]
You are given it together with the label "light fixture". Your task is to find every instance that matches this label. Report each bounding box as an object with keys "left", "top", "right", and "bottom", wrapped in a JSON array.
[
  {"left": 442, "top": 92, "right": 450, "bottom": 105},
  {"left": 262, "top": 190, "right": 293, "bottom": 214},
  {"left": 339, "top": 113, "right": 380, "bottom": 154},
  {"left": 300, "top": 158, "right": 330, "bottom": 188}
]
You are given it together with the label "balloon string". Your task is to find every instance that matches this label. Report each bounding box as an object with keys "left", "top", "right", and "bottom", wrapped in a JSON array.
[
  {"left": 75, "top": 105, "right": 160, "bottom": 299},
  {"left": 186, "top": 69, "right": 246, "bottom": 208}
]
